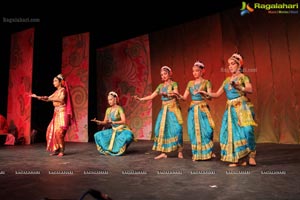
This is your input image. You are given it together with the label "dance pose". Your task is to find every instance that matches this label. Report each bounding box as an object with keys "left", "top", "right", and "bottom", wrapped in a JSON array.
[
  {"left": 92, "top": 91, "right": 134, "bottom": 156},
  {"left": 30, "top": 74, "right": 75, "bottom": 156},
  {"left": 134, "top": 66, "right": 184, "bottom": 159},
  {"left": 178, "top": 61, "right": 215, "bottom": 161},
  {"left": 200, "top": 53, "right": 257, "bottom": 166}
]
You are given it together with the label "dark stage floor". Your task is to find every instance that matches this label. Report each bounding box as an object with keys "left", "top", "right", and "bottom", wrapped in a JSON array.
[{"left": 1, "top": 141, "right": 300, "bottom": 200}]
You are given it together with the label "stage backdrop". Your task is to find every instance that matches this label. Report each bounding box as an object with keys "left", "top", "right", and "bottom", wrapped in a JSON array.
[
  {"left": 7, "top": 28, "right": 34, "bottom": 144},
  {"left": 62, "top": 32, "right": 89, "bottom": 142},
  {"left": 149, "top": 7, "right": 300, "bottom": 144},
  {"left": 96, "top": 34, "right": 152, "bottom": 140}
]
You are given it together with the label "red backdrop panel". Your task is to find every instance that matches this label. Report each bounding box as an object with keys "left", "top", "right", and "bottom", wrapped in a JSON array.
[
  {"left": 62, "top": 32, "right": 89, "bottom": 142},
  {"left": 7, "top": 28, "right": 34, "bottom": 144},
  {"left": 96, "top": 35, "right": 152, "bottom": 140}
]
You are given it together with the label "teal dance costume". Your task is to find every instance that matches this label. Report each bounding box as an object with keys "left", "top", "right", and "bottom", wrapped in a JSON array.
[
  {"left": 152, "top": 81, "right": 184, "bottom": 153},
  {"left": 220, "top": 74, "right": 257, "bottom": 163},
  {"left": 186, "top": 80, "right": 215, "bottom": 160},
  {"left": 94, "top": 106, "right": 134, "bottom": 156}
]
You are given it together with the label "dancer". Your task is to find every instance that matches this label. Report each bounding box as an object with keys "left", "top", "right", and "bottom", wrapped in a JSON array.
[
  {"left": 178, "top": 61, "right": 215, "bottom": 161},
  {"left": 199, "top": 53, "right": 257, "bottom": 166},
  {"left": 30, "top": 74, "right": 75, "bottom": 156},
  {"left": 92, "top": 91, "right": 134, "bottom": 156},
  {"left": 134, "top": 66, "right": 184, "bottom": 159}
]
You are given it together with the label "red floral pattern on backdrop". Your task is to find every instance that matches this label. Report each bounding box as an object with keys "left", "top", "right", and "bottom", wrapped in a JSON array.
[
  {"left": 7, "top": 28, "right": 34, "bottom": 144},
  {"left": 96, "top": 34, "right": 152, "bottom": 140},
  {"left": 62, "top": 32, "right": 89, "bottom": 142}
]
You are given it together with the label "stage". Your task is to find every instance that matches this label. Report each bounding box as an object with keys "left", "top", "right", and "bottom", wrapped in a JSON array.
[{"left": 1, "top": 141, "right": 300, "bottom": 200}]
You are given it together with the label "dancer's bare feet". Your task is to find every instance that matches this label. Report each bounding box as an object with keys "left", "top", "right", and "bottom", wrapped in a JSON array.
[
  {"left": 240, "top": 161, "right": 247, "bottom": 166},
  {"left": 229, "top": 160, "right": 247, "bottom": 167},
  {"left": 154, "top": 153, "right": 167, "bottom": 160},
  {"left": 49, "top": 151, "right": 58, "bottom": 156},
  {"left": 178, "top": 152, "right": 183, "bottom": 159},
  {"left": 57, "top": 152, "right": 64, "bottom": 157},
  {"left": 211, "top": 153, "right": 216, "bottom": 158},
  {"left": 228, "top": 163, "right": 238, "bottom": 167},
  {"left": 249, "top": 157, "right": 256, "bottom": 166}
]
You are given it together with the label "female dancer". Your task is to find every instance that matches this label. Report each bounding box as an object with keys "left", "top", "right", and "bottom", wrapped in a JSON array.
[
  {"left": 134, "top": 66, "right": 184, "bottom": 159},
  {"left": 178, "top": 61, "right": 215, "bottom": 161},
  {"left": 30, "top": 74, "right": 75, "bottom": 156},
  {"left": 92, "top": 91, "right": 134, "bottom": 156},
  {"left": 199, "top": 53, "right": 257, "bottom": 166}
]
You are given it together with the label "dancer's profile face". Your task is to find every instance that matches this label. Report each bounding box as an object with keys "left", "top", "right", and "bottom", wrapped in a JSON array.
[
  {"left": 160, "top": 70, "right": 170, "bottom": 82},
  {"left": 228, "top": 59, "right": 239, "bottom": 74},
  {"left": 53, "top": 77, "right": 61, "bottom": 88},
  {"left": 107, "top": 95, "right": 115, "bottom": 106}
]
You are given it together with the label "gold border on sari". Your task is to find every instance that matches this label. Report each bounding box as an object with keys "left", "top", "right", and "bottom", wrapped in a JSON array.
[
  {"left": 222, "top": 96, "right": 257, "bottom": 163},
  {"left": 153, "top": 99, "right": 183, "bottom": 152},
  {"left": 108, "top": 125, "right": 125, "bottom": 151}
]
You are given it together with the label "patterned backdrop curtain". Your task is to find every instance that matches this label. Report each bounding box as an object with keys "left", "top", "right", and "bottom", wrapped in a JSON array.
[
  {"left": 96, "top": 35, "right": 152, "bottom": 140},
  {"left": 7, "top": 28, "right": 34, "bottom": 144},
  {"left": 62, "top": 32, "right": 89, "bottom": 142}
]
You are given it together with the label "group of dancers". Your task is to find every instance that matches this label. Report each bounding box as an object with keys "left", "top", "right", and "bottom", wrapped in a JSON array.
[{"left": 30, "top": 52, "right": 257, "bottom": 167}]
